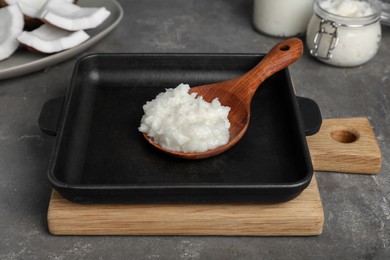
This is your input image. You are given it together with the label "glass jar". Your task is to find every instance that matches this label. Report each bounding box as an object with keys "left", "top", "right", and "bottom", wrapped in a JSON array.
[
  {"left": 306, "top": 0, "right": 382, "bottom": 67},
  {"left": 253, "top": 0, "right": 314, "bottom": 37}
]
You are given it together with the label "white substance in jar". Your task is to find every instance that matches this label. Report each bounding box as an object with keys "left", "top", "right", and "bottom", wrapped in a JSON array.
[
  {"left": 319, "top": 0, "right": 374, "bottom": 16},
  {"left": 306, "top": 0, "right": 381, "bottom": 67},
  {"left": 139, "top": 83, "right": 231, "bottom": 153},
  {"left": 253, "top": 0, "right": 314, "bottom": 37}
]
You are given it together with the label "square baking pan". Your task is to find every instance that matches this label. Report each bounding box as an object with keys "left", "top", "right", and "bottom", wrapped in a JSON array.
[{"left": 39, "top": 53, "right": 322, "bottom": 203}]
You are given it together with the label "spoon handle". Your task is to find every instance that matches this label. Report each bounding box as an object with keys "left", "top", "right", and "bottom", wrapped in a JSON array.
[{"left": 239, "top": 38, "right": 303, "bottom": 102}]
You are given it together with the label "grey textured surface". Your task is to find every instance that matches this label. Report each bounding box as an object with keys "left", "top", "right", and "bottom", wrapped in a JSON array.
[{"left": 0, "top": 0, "right": 389, "bottom": 259}]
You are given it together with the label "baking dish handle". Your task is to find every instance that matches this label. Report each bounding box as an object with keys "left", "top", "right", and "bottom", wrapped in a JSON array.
[
  {"left": 297, "top": 96, "right": 322, "bottom": 136},
  {"left": 38, "top": 96, "right": 320, "bottom": 137},
  {"left": 38, "top": 97, "right": 65, "bottom": 136}
]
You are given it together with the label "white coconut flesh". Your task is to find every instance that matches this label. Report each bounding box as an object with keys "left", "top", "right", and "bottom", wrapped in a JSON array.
[
  {"left": 17, "top": 23, "right": 90, "bottom": 53},
  {"left": 0, "top": 4, "right": 24, "bottom": 61},
  {"left": 40, "top": 0, "right": 111, "bottom": 31},
  {"left": 4, "top": 0, "right": 75, "bottom": 18},
  {"left": 5, "top": 0, "right": 47, "bottom": 18}
]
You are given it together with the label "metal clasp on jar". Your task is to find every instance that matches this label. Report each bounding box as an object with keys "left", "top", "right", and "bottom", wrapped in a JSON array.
[{"left": 310, "top": 19, "right": 339, "bottom": 59}]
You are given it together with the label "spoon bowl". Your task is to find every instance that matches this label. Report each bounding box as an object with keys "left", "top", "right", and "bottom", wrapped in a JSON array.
[{"left": 144, "top": 38, "right": 303, "bottom": 159}]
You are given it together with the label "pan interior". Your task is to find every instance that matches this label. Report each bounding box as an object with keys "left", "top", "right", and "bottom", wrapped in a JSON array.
[{"left": 53, "top": 55, "right": 310, "bottom": 187}]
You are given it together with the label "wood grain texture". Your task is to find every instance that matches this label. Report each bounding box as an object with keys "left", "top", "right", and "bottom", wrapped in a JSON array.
[
  {"left": 307, "top": 118, "right": 382, "bottom": 174},
  {"left": 48, "top": 177, "right": 323, "bottom": 236}
]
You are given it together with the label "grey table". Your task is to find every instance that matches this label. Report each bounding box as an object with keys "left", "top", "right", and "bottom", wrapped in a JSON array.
[{"left": 1, "top": 0, "right": 389, "bottom": 259}]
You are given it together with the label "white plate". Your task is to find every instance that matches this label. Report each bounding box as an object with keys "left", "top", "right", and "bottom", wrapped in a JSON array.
[{"left": 0, "top": 0, "right": 123, "bottom": 80}]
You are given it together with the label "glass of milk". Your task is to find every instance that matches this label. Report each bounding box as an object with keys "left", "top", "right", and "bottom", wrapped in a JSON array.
[
  {"left": 253, "top": 0, "right": 315, "bottom": 37},
  {"left": 306, "top": 0, "right": 382, "bottom": 67}
]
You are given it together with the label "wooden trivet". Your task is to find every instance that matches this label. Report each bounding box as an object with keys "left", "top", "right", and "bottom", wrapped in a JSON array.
[{"left": 47, "top": 118, "right": 381, "bottom": 236}]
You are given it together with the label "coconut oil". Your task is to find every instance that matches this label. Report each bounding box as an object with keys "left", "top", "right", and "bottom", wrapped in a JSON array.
[
  {"left": 306, "top": 0, "right": 382, "bottom": 67},
  {"left": 253, "top": 0, "right": 314, "bottom": 37},
  {"left": 139, "top": 84, "right": 231, "bottom": 153}
]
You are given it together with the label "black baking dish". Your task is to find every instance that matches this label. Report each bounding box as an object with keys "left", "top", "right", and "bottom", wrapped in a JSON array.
[{"left": 39, "top": 53, "right": 322, "bottom": 203}]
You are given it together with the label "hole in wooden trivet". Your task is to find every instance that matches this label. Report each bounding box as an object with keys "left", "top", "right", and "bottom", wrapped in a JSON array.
[{"left": 331, "top": 129, "right": 359, "bottom": 143}]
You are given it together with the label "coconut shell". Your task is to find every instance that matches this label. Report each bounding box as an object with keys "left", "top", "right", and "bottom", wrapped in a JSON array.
[
  {"left": 0, "top": 0, "right": 8, "bottom": 8},
  {"left": 23, "top": 16, "right": 44, "bottom": 31}
]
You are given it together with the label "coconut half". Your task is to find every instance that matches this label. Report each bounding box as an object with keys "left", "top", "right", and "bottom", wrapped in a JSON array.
[
  {"left": 40, "top": 0, "right": 111, "bottom": 31},
  {"left": 0, "top": 4, "right": 24, "bottom": 61},
  {"left": 17, "top": 23, "right": 90, "bottom": 53}
]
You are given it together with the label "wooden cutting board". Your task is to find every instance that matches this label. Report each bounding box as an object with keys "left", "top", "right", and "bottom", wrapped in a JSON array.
[{"left": 47, "top": 118, "right": 381, "bottom": 236}]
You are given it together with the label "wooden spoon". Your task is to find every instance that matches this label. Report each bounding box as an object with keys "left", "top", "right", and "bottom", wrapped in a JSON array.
[{"left": 144, "top": 38, "right": 303, "bottom": 159}]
